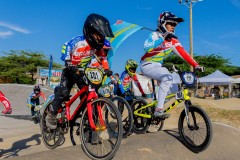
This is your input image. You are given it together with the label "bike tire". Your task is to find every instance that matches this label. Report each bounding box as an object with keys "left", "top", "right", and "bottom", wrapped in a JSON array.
[
  {"left": 131, "top": 99, "right": 151, "bottom": 134},
  {"left": 40, "top": 102, "right": 64, "bottom": 149},
  {"left": 157, "top": 120, "right": 164, "bottom": 131},
  {"left": 178, "top": 105, "right": 212, "bottom": 153},
  {"left": 69, "top": 115, "right": 81, "bottom": 146},
  {"left": 111, "top": 96, "right": 133, "bottom": 138},
  {"left": 80, "top": 97, "right": 123, "bottom": 160}
]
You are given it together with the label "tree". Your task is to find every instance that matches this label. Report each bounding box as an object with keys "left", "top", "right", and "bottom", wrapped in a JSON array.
[{"left": 0, "top": 50, "right": 62, "bottom": 84}]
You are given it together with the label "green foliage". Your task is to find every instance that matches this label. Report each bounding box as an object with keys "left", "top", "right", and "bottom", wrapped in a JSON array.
[
  {"left": 0, "top": 50, "right": 62, "bottom": 84},
  {"left": 164, "top": 53, "right": 240, "bottom": 76}
]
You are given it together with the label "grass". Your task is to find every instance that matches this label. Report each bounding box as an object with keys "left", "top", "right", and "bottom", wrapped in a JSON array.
[
  {"left": 203, "top": 106, "right": 240, "bottom": 129},
  {"left": 170, "top": 101, "right": 240, "bottom": 129}
]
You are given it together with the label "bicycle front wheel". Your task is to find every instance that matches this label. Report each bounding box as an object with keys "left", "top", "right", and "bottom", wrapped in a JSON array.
[
  {"left": 80, "top": 97, "right": 123, "bottom": 160},
  {"left": 111, "top": 96, "right": 133, "bottom": 138},
  {"left": 178, "top": 105, "right": 212, "bottom": 153},
  {"left": 41, "top": 102, "right": 64, "bottom": 149}
]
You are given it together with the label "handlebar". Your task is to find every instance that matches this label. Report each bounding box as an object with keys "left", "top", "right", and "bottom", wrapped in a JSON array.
[{"left": 162, "top": 64, "right": 204, "bottom": 74}]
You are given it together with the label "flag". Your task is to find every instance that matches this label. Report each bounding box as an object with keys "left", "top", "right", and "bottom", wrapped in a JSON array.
[
  {"left": 48, "top": 55, "right": 53, "bottom": 85},
  {"left": 107, "top": 20, "right": 143, "bottom": 66}
]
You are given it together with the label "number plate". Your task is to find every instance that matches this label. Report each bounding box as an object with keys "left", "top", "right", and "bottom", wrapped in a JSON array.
[{"left": 85, "top": 68, "right": 103, "bottom": 85}]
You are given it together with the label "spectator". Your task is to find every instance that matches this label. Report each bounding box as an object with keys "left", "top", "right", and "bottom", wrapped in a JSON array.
[{"left": 204, "top": 87, "right": 210, "bottom": 97}]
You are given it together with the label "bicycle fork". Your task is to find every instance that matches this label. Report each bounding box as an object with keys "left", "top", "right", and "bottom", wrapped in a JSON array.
[
  {"left": 184, "top": 100, "right": 198, "bottom": 130},
  {"left": 87, "top": 91, "right": 106, "bottom": 131}
]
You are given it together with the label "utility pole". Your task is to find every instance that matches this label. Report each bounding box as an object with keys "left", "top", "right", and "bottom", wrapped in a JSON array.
[{"left": 178, "top": 0, "right": 203, "bottom": 71}]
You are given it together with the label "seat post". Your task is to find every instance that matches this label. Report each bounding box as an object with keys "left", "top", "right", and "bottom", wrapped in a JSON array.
[{"left": 151, "top": 79, "right": 157, "bottom": 100}]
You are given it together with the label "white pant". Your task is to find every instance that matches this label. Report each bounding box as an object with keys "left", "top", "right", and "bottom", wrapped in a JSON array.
[{"left": 140, "top": 62, "right": 173, "bottom": 109}]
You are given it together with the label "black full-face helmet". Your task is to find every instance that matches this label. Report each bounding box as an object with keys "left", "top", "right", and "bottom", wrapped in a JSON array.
[
  {"left": 157, "top": 11, "right": 184, "bottom": 35},
  {"left": 33, "top": 85, "right": 40, "bottom": 94},
  {"left": 83, "top": 13, "right": 114, "bottom": 50}
]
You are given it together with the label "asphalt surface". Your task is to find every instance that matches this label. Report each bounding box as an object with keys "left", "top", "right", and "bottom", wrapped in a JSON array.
[
  {"left": 4, "top": 123, "right": 240, "bottom": 160},
  {"left": 1, "top": 84, "right": 240, "bottom": 160}
]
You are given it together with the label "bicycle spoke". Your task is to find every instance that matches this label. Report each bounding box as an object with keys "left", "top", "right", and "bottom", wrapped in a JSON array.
[{"left": 80, "top": 98, "right": 122, "bottom": 159}]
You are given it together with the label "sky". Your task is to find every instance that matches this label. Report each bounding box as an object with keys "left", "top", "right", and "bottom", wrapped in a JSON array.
[{"left": 1, "top": 0, "right": 240, "bottom": 74}]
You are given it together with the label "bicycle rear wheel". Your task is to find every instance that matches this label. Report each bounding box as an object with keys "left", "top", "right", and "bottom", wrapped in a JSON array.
[
  {"left": 178, "top": 105, "right": 212, "bottom": 153},
  {"left": 70, "top": 115, "right": 81, "bottom": 146},
  {"left": 131, "top": 99, "right": 151, "bottom": 134},
  {"left": 40, "top": 102, "right": 64, "bottom": 149},
  {"left": 80, "top": 97, "right": 123, "bottom": 160},
  {"left": 111, "top": 96, "right": 133, "bottom": 138}
]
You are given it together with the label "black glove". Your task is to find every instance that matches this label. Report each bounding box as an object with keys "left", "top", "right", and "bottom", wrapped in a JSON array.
[
  {"left": 124, "top": 91, "right": 132, "bottom": 97},
  {"left": 104, "top": 69, "right": 113, "bottom": 77},
  {"left": 195, "top": 66, "right": 205, "bottom": 72}
]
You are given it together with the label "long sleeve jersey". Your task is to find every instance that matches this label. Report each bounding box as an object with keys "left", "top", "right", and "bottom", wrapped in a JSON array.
[
  {"left": 60, "top": 35, "right": 110, "bottom": 69},
  {"left": 27, "top": 91, "right": 46, "bottom": 107},
  {"left": 141, "top": 32, "right": 199, "bottom": 68},
  {"left": 119, "top": 71, "right": 145, "bottom": 100}
]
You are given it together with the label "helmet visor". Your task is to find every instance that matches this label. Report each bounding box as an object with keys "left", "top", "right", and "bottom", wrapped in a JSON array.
[
  {"left": 165, "top": 17, "right": 184, "bottom": 23},
  {"left": 129, "top": 67, "right": 136, "bottom": 73},
  {"left": 93, "top": 31, "right": 105, "bottom": 44}
]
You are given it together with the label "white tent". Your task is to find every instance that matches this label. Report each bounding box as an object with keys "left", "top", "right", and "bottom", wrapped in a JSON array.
[
  {"left": 199, "top": 70, "right": 233, "bottom": 85},
  {"left": 199, "top": 70, "right": 233, "bottom": 98},
  {"left": 231, "top": 78, "right": 240, "bottom": 84}
]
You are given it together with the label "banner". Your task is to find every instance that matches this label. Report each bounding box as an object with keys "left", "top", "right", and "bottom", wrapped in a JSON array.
[{"left": 107, "top": 20, "right": 143, "bottom": 66}]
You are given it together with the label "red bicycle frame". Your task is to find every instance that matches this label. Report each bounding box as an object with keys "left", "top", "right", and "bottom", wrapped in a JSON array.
[{"left": 58, "top": 85, "right": 105, "bottom": 131}]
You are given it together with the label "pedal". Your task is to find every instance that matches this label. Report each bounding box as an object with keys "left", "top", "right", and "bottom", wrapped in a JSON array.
[
  {"left": 162, "top": 113, "right": 171, "bottom": 119},
  {"left": 155, "top": 113, "right": 171, "bottom": 120}
]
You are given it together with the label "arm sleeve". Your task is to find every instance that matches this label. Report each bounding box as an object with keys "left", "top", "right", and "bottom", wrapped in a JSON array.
[
  {"left": 118, "top": 80, "right": 125, "bottom": 94},
  {"left": 60, "top": 35, "right": 83, "bottom": 62},
  {"left": 27, "top": 93, "right": 35, "bottom": 106},
  {"left": 95, "top": 49, "right": 110, "bottom": 70},
  {"left": 40, "top": 92, "right": 47, "bottom": 101},
  {"left": 172, "top": 38, "right": 199, "bottom": 68},
  {"left": 119, "top": 71, "right": 129, "bottom": 94}
]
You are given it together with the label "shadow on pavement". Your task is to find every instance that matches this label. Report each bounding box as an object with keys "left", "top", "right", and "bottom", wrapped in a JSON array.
[
  {"left": 163, "top": 129, "right": 181, "bottom": 140},
  {"left": 163, "top": 129, "right": 202, "bottom": 153},
  {"left": 0, "top": 134, "right": 41, "bottom": 159},
  {"left": 2, "top": 115, "right": 32, "bottom": 121}
]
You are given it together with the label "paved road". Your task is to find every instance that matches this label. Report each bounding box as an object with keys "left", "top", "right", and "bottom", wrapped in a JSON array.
[
  {"left": 5, "top": 123, "right": 240, "bottom": 160},
  {"left": 1, "top": 84, "right": 240, "bottom": 160}
]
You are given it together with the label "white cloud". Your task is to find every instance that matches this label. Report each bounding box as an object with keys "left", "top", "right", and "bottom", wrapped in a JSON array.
[
  {"left": 231, "top": 0, "right": 240, "bottom": 8},
  {"left": 0, "top": 21, "right": 30, "bottom": 34},
  {"left": 0, "top": 31, "right": 14, "bottom": 38}
]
